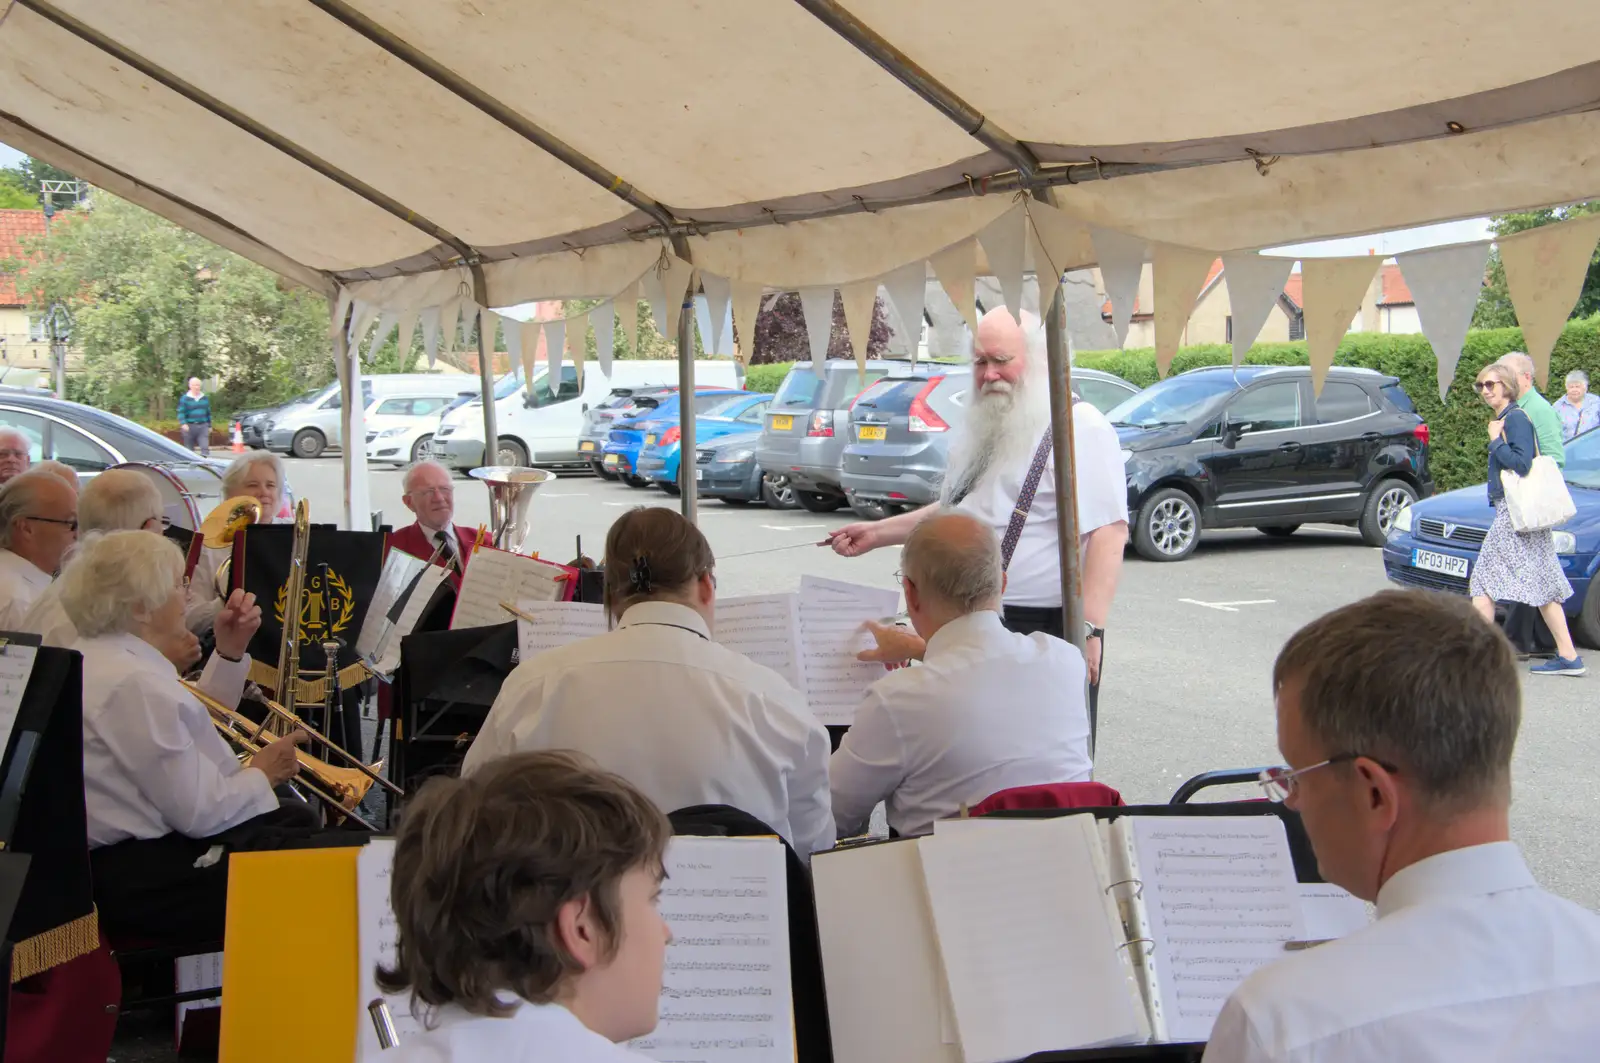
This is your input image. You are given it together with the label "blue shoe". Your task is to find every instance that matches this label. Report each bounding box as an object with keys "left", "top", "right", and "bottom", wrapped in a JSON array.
[{"left": 1531, "top": 656, "right": 1586, "bottom": 676}]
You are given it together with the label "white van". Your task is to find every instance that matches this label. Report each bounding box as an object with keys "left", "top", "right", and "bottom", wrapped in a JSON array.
[
  {"left": 263, "top": 374, "right": 473, "bottom": 458},
  {"left": 432, "top": 359, "right": 743, "bottom": 470}
]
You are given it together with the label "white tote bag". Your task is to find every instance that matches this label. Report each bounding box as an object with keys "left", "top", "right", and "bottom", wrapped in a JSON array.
[{"left": 1499, "top": 418, "right": 1576, "bottom": 532}]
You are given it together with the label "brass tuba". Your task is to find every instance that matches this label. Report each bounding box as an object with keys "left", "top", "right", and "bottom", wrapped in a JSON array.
[{"left": 468, "top": 465, "right": 553, "bottom": 554}]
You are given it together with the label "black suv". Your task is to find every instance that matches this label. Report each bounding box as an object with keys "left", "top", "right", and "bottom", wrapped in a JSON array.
[{"left": 1108, "top": 365, "right": 1432, "bottom": 561}]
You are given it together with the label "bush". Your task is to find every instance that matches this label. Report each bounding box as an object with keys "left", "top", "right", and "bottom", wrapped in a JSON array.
[
  {"left": 141, "top": 419, "right": 229, "bottom": 447},
  {"left": 1075, "top": 317, "right": 1600, "bottom": 492},
  {"left": 744, "top": 362, "right": 793, "bottom": 393}
]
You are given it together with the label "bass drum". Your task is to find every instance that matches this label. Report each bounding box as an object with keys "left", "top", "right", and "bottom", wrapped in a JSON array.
[{"left": 106, "top": 461, "right": 225, "bottom": 533}]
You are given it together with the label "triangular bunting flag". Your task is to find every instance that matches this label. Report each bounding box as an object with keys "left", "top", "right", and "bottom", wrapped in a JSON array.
[
  {"left": 567, "top": 311, "right": 588, "bottom": 389},
  {"left": 730, "top": 281, "right": 764, "bottom": 366},
  {"left": 1152, "top": 245, "right": 1218, "bottom": 378},
  {"left": 1302, "top": 256, "right": 1382, "bottom": 395},
  {"left": 542, "top": 318, "right": 565, "bottom": 384},
  {"left": 660, "top": 258, "right": 694, "bottom": 346},
  {"left": 1030, "top": 202, "right": 1094, "bottom": 281},
  {"left": 331, "top": 287, "right": 354, "bottom": 342},
  {"left": 929, "top": 238, "right": 979, "bottom": 335},
  {"left": 477, "top": 310, "right": 498, "bottom": 366},
  {"left": 978, "top": 206, "right": 1028, "bottom": 324},
  {"left": 1499, "top": 213, "right": 1600, "bottom": 388},
  {"left": 701, "top": 272, "right": 733, "bottom": 355},
  {"left": 438, "top": 297, "right": 462, "bottom": 355},
  {"left": 1091, "top": 227, "right": 1148, "bottom": 349},
  {"left": 594, "top": 301, "right": 616, "bottom": 376},
  {"left": 348, "top": 300, "right": 378, "bottom": 352},
  {"left": 1397, "top": 242, "right": 1492, "bottom": 400},
  {"left": 640, "top": 266, "right": 667, "bottom": 337},
  {"left": 839, "top": 280, "right": 879, "bottom": 382},
  {"left": 370, "top": 311, "right": 399, "bottom": 362},
  {"left": 693, "top": 295, "right": 714, "bottom": 357},
  {"left": 503, "top": 312, "right": 523, "bottom": 368},
  {"left": 798, "top": 287, "right": 836, "bottom": 377},
  {"left": 518, "top": 320, "right": 541, "bottom": 390},
  {"left": 881, "top": 260, "right": 927, "bottom": 364},
  {"left": 1220, "top": 252, "right": 1294, "bottom": 366},
  {"left": 616, "top": 280, "right": 640, "bottom": 356},
  {"left": 395, "top": 307, "right": 418, "bottom": 369},
  {"left": 420, "top": 307, "right": 440, "bottom": 368}
]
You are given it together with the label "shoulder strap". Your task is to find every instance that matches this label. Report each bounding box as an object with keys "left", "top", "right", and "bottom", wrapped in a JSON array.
[{"left": 1001, "top": 429, "right": 1055, "bottom": 571}]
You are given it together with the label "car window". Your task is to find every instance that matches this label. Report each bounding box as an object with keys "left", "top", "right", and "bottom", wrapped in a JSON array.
[
  {"left": 1227, "top": 382, "right": 1301, "bottom": 433},
  {"left": 698, "top": 394, "right": 745, "bottom": 416},
  {"left": 318, "top": 392, "right": 341, "bottom": 410},
  {"left": 1562, "top": 427, "right": 1600, "bottom": 489},
  {"left": 1314, "top": 382, "right": 1372, "bottom": 423},
  {"left": 773, "top": 370, "right": 821, "bottom": 408},
  {"left": 0, "top": 410, "right": 46, "bottom": 461},
  {"left": 735, "top": 399, "right": 769, "bottom": 423},
  {"left": 1106, "top": 374, "right": 1236, "bottom": 429},
  {"left": 374, "top": 398, "right": 413, "bottom": 415},
  {"left": 48, "top": 421, "right": 114, "bottom": 471},
  {"left": 527, "top": 367, "right": 580, "bottom": 408},
  {"left": 853, "top": 378, "right": 928, "bottom": 416},
  {"left": 827, "top": 369, "right": 889, "bottom": 407},
  {"left": 1076, "top": 377, "right": 1135, "bottom": 414},
  {"left": 1380, "top": 382, "right": 1415, "bottom": 414},
  {"left": 412, "top": 397, "right": 450, "bottom": 416}
]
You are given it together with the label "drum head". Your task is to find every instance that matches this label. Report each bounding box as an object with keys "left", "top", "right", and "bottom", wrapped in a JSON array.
[{"left": 107, "top": 461, "right": 217, "bottom": 533}]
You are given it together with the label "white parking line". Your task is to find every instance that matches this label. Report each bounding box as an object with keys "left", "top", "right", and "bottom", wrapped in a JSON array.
[
  {"left": 760, "top": 523, "right": 831, "bottom": 531},
  {"left": 1179, "top": 598, "right": 1276, "bottom": 612}
]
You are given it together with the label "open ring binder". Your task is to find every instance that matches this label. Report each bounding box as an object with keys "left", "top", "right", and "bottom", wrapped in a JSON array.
[
  {"left": 1105, "top": 877, "right": 1144, "bottom": 899},
  {"left": 1118, "top": 936, "right": 1156, "bottom": 957}
]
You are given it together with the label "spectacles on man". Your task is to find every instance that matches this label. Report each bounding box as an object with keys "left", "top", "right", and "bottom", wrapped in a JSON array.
[
  {"left": 0, "top": 448, "right": 27, "bottom": 460},
  {"left": 23, "top": 515, "right": 78, "bottom": 533},
  {"left": 1258, "top": 752, "right": 1400, "bottom": 802}
]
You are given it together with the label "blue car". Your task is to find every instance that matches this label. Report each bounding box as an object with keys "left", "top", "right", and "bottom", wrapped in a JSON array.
[
  {"left": 638, "top": 394, "right": 772, "bottom": 493},
  {"left": 602, "top": 389, "right": 750, "bottom": 488},
  {"left": 1383, "top": 426, "right": 1600, "bottom": 646}
]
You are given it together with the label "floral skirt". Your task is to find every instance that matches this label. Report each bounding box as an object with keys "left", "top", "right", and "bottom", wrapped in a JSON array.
[{"left": 1468, "top": 500, "right": 1573, "bottom": 606}]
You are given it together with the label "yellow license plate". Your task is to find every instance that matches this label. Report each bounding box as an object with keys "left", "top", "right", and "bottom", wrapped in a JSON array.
[
  {"left": 644, "top": 434, "right": 656, "bottom": 446},
  {"left": 580, "top": 441, "right": 596, "bottom": 452},
  {"left": 771, "top": 415, "right": 794, "bottom": 431},
  {"left": 603, "top": 453, "right": 618, "bottom": 467},
  {"left": 858, "top": 425, "right": 887, "bottom": 441}
]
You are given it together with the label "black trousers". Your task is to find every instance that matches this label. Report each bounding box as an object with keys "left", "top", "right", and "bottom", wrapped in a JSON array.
[
  {"left": 90, "top": 800, "right": 368, "bottom": 950},
  {"left": 999, "top": 605, "right": 1103, "bottom": 753}
]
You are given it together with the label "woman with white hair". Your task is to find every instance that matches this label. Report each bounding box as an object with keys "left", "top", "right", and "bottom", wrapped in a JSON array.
[
  {"left": 1554, "top": 369, "right": 1600, "bottom": 442},
  {"left": 188, "top": 451, "right": 289, "bottom": 632}
]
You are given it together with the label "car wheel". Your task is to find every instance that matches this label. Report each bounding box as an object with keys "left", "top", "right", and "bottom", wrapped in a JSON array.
[
  {"left": 291, "top": 429, "right": 325, "bottom": 459},
  {"left": 622, "top": 474, "right": 651, "bottom": 489},
  {"left": 593, "top": 460, "right": 619, "bottom": 482},
  {"left": 762, "top": 474, "right": 799, "bottom": 510},
  {"left": 496, "top": 439, "right": 528, "bottom": 467},
  {"left": 410, "top": 434, "right": 434, "bottom": 463},
  {"left": 1576, "top": 582, "right": 1600, "bottom": 650},
  {"left": 1359, "top": 478, "right": 1417, "bottom": 546},
  {"left": 1134, "top": 487, "right": 1201, "bottom": 561},
  {"left": 659, "top": 482, "right": 681, "bottom": 496},
  {"left": 850, "top": 496, "right": 893, "bottom": 521},
  {"left": 1257, "top": 525, "right": 1301, "bottom": 538},
  {"left": 796, "top": 490, "right": 846, "bottom": 514}
]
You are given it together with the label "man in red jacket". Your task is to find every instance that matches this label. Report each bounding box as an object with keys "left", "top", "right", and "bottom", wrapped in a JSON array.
[{"left": 388, "top": 460, "right": 474, "bottom": 590}]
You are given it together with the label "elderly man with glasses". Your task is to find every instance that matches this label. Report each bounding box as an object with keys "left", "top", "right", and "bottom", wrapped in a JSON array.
[
  {"left": 388, "top": 460, "right": 473, "bottom": 588},
  {"left": 1203, "top": 590, "right": 1600, "bottom": 1063},
  {"left": 0, "top": 469, "right": 78, "bottom": 628}
]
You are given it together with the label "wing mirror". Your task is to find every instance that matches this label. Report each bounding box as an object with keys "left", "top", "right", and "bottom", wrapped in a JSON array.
[{"left": 1221, "top": 419, "right": 1252, "bottom": 448}]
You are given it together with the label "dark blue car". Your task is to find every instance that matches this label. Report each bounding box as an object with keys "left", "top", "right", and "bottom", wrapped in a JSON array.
[{"left": 1383, "top": 426, "right": 1600, "bottom": 646}]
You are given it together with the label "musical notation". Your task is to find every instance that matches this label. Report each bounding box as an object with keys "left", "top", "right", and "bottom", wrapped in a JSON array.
[
  {"left": 511, "top": 600, "right": 607, "bottom": 661},
  {"left": 450, "top": 547, "right": 570, "bottom": 631},
  {"left": 0, "top": 641, "right": 37, "bottom": 755},
  {"left": 355, "top": 839, "right": 423, "bottom": 1060},
  {"left": 355, "top": 548, "right": 450, "bottom": 676},
  {"left": 712, "top": 595, "right": 804, "bottom": 692},
  {"left": 796, "top": 575, "right": 900, "bottom": 726}
]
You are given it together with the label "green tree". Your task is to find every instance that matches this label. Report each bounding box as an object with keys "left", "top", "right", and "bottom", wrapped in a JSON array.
[
  {"left": 1473, "top": 202, "right": 1600, "bottom": 329},
  {"left": 0, "top": 170, "right": 35, "bottom": 209}
]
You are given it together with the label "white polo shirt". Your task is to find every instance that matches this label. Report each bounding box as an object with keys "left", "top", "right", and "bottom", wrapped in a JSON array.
[
  {"left": 954, "top": 402, "right": 1128, "bottom": 609},
  {"left": 0, "top": 548, "right": 52, "bottom": 631}
]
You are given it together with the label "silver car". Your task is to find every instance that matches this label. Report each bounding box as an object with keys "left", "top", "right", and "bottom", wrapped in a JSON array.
[{"left": 754, "top": 360, "right": 902, "bottom": 513}]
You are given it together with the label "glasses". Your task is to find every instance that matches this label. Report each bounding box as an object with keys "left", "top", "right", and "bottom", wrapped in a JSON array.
[
  {"left": 1257, "top": 752, "right": 1399, "bottom": 802},
  {"left": 1474, "top": 381, "right": 1499, "bottom": 393},
  {"left": 0, "top": 449, "right": 27, "bottom": 460},
  {"left": 144, "top": 515, "right": 173, "bottom": 530},
  {"left": 410, "top": 486, "right": 453, "bottom": 498},
  {"left": 23, "top": 515, "right": 78, "bottom": 533}
]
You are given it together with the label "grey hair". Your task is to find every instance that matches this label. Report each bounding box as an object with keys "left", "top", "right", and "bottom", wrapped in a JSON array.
[
  {"left": 79, "top": 469, "right": 164, "bottom": 533},
  {"left": 1566, "top": 369, "right": 1589, "bottom": 388},
  {"left": 0, "top": 427, "right": 28, "bottom": 449},
  {"left": 1497, "top": 351, "right": 1535, "bottom": 380},
  {"left": 402, "top": 459, "right": 453, "bottom": 494},
  {"left": 902, "top": 508, "right": 1003, "bottom": 614},
  {"left": 60, "top": 530, "right": 185, "bottom": 638},
  {"left": 1274, "top": 589, "right": 1520, "bottom": 812},
  {"left": 221, "top": 451, "right": 285, "bottom": 498},
  {"left": 0, "top": 470, "right": 68, "bottom": 550},
  {"left": 33, "top": 460, "right": 78, "bottom": 491}
]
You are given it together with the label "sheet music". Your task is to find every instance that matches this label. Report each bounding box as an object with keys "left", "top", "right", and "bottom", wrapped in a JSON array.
[
  {"left": 450, "top": 546, "right": 571, "bottom": 630},
  {"left": 356, "top": 550, "right": 450, "bottom": 676},
  {"left": 1299, "top": 882, "right": 1371, "bottom": 940},
  {"left": 918, "top": 817, "right": 1145, "bottom": 1063},
  {"left": 714, "top": 595, "right": 805, "bottom": 694},
  {"left": 1129, "top": 816, "right": 1305, "bottom": 1043},
  {"left": 630, "top": 836, "right": 794, "bottom": 1063},
  {"left": 514, "top": 600, "right": 608, "bottom": 661},
  {"left": 0, "top": 642, "right": 37, "bottom": 758},
  {"left": 797, "top": 576, "right": 901, "bottom": 726},
  {"left": 356, "top": 839, "right": 424, "bottom": 1060},
  {"left": 355, "top": 547, "right": 428, "bottom": 658},
  {"left": 175, "top": 950, "right": 223, "bottom": 1037}
]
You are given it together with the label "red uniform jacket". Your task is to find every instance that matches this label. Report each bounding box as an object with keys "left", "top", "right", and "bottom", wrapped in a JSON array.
[{"left": 385, "top": 521, "right": 475, "bottom": 591}]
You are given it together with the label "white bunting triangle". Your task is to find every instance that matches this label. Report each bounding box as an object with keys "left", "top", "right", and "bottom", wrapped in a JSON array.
[
  {"left": 616, "top": 280, "right": 640, "bottom": 356},
  {"left": 701, "top": 272, "right": 733, "bottom": 355},
  {"left": 1027, "top": 218, "right": 1061, "bottom": 315},
  {"left": 1302, "top": 256, "right": 1382, "bottom": 395},
  {"left": 518, "top": 320, "right": 541, "bottom": 390},
  {"left": 1397, "top": 242, "right": 1492, "bottom": 400},
  {"left": 395, "top": 307, "right": 418, "bottom": 369},
  {"left": 542, "top": 318, "right": 565, "bottom": 384},
  {"left": 594, "top": 301, "right": 616, "bottom": 376},
  {"left": 839, "top": 280, "right": 879, "bottom": 381},
  {"left": 370, "top": 311, "right": 399, "bottom": 362},
  {"left": 1499, "top": 212, "right": 1600, "bottom": 388},
  {"left": 1091, "top": 227, "right": 1149, "bottom": 349},
  {"left": 420, "top": 307, "right": 440, "bottom": 368},
  {"left": 437, "top": 298, "right": 462, "bottom": 355},
  {"left": 567, "top": 311, "right": 588, "bottom": 389},
  {"left": 503, "top": 312, "right": 523, "bottom": 368},
  {"left": 881, "top": 260, "right": 927, "bottom": 364},
  {"left": 693, "top": 295, "right": 714, "bottom": 358},
  {"left": 978, "top": 206, "right": 1028, "bottom": 324},
  {"left": 1152, "top": 245, "right": 1217, "bottom": 378},
  {"left": 1221, "top": 252, "right": 1294, "bottom": 366},
  {"left": 655, "top": 256, "right": 695, "bottom": 344},
  {"left": 477, "top": 310, "right": 498, "bottom": 363},
  {"left": 929, "top": 238, "right": 979, "bottom": 335},
  {"left": 799, "top": 287, "right": 837, "bottom": 377},
  {"left": 730, "top": 281, "right": 764, "bottom": 366}
]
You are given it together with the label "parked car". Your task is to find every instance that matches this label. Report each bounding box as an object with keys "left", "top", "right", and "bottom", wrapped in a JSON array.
[
  {"left": 366, "top": 389, "right": 477, "bottom": 465},
  {"left": 265, "top": 374, "right": 467, "bottom": 458},
  {"left": 602, "top": 389, "right": 751, "bottom": 487},
  {"left": 1383, "top": 426, "right": 1600, "bottom": 645},
  {"left": 1107, "top": 365, "right": 1431, "bottom": 562},
  {"left": 755, "top": 360, "right": 907, "bottom": 513},
  {"left": 839, "top": 365, "right": 1139, "bottom": 520},
  {"left": 638, "top": 394, "right": 772, "bottom": 494},
  {"left": 579, "top": 385, "right": 680, "bottom": 479},
  {"left": 236, "top": 388, "right": 319, "bottom": 448},
  {"left": 693, "top": 429, "right": 771, "bottom": 506}
]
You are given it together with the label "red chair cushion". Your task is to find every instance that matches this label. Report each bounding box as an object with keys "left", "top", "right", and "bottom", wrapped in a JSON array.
[
  {"left": 970, "top": 781, "right": 1125, "bottom": 816},
  {"left": 4, "top": 938, "right": 121, "bottom": 1063}
]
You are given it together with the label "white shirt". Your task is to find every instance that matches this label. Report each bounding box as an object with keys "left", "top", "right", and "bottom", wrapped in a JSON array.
[
  {"left": 955, "top": 402, "right": 1128, "bottom": 608},
  {"left": 463, "top": 601, "right": 835, "bottom": 857},
  {"left": 77, "top": 633, "right": 277, "bottom": 847},
  {"left": 19, "top": 580, "right": 74, "bottom": 647},
  {"left": 829, "top": 611, "right": 1091, "bottom": 837},
  {"left": 389, "top": 999, "right": 650, "bottom": 1063},
  {"left": 0, "top": 549, "right": 52, "bottom": 631},
  {"left": 1204, "top": 842, "right": 1600, "bottom": 1063}
]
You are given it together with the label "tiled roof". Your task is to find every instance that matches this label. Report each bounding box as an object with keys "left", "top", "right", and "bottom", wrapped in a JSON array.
[
  {"left": 1378, "top": 262, "right": 1413, "bottom": 306},
  {"left": 1100, "top": 257, "right": 1223, "bottom": 318},
  {"left": 1282, "top": 271, "right": 1303, "bottom": 309},
  {"left": 0, "top": 210, "right": 47, "bottom": 307}
]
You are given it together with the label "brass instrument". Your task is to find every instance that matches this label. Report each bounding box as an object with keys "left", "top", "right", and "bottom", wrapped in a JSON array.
[
  {"left": 198, "top": 495, "right": 262, "bottom": 597},
  {"left": 468, "top": 465, "right": 553, "bottom": 555},
  {"left": 273, "top": 499, "right": 312, "bottom": 710}
]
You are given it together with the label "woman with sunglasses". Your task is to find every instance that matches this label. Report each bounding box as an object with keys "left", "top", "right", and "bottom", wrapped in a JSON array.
[{"left": 1469, "top": 362, "right": 1583, "bottom": 676}]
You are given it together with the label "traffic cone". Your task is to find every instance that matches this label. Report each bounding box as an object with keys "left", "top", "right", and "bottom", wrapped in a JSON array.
[{"left": 230, "top": 421, "right": 245, "bottom": 453}]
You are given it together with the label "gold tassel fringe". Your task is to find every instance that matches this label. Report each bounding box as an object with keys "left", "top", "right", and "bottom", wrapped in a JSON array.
[{"left": 11, "top": 908, "right": 100, "bottom": 982}]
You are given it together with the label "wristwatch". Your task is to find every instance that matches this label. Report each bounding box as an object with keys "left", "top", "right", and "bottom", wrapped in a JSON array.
[{"left": 1084, "top": 622, "right": 1105, "bottom": 641}]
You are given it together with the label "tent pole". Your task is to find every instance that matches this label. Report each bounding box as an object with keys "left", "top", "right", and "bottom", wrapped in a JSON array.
[
  {"left": 1042, "top": 279, "right": 1083, "bottom": 654},
  {"left": 471, "top": 264, "right": 499, "bottom": 468},
  {"left": 677, "top": 282, "right": 698, "bottom": 524}
]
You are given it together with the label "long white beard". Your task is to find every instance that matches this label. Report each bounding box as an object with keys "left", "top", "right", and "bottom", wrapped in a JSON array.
[{"left": 942, "top": 361, "right": 1053, "bottom": 503}]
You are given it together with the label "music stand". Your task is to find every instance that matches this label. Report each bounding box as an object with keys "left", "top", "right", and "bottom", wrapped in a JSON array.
[{"left": 392, "top": 621, "right": 518, "bottom": 792}]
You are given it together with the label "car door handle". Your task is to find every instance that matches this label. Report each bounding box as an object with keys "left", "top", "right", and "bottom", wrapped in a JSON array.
[
  {"left": 1278, "top": 442, "right": 1303, "bottom": 451},
  {"left": 1361, "top": 432, "right": 1382, "bottom": 441}
]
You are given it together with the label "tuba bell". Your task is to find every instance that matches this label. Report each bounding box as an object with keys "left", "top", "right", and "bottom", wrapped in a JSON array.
[
  {"left": 199, "top": 495, "right": 262, "bottom": 597},
  {"left": 468, "top": 465, "right": 553, "bottom": 555}
]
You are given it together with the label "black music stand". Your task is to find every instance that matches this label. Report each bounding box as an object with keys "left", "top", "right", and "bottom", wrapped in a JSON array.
[{"left": 392, "top": 621, "right": 518, "bottom": 793}]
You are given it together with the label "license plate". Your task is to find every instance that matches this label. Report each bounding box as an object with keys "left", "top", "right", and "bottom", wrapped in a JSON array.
[
  {"left": 858, "top": 425, "right": 886, "bottom": 441},
  {"left": 580, "top": 441, "right": 596, "bottom": 452},
  {"left": 644, "top": 434, "right": 656, "bottom": 446},
  {"left": 1411, "top": 549, "right": 1468, "bottom": 578},
  {"left": 770, "top": 415, "right": 793, "bottom": 431},
  {"left": 603, "top": 453, "right": 618, "bottom": 467},
  {"left": 695, "top": 469, "right": 703, "bottom": 481}
]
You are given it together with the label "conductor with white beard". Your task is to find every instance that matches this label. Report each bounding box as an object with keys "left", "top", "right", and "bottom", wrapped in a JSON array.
[{"left": 828, "top": 307, "right": 1129, "bottom": 724}]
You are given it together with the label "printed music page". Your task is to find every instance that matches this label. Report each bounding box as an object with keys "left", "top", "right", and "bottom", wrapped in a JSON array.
[
  {"left": 630, "top": 836, "right": 794, "bottom": 1063},
  {"left": 1129, "top": 816, "right": 1306, "bottom": 1043},
  {"left": 514, "top": 600, "right": 608, "bottom": 661},
  {"left": 797, "top": 575, "right": 901, "bottom": 726},
  {"left": 0, "top": 642, "right": 37, "bottom": 758},
  {"left": 357, "top": 549, "right": 449, "bottom": 676},
  {"left": 918, "top": 816, "right": 1145, "bottom": 1063},
  {"left": 355, "top": 547, "right": 428, "bottom": 659},
  {"left": 356, "top": 839, "right": 423, "bottom": 1061},
  {"left": 1298, "top": 882, "right": 1371, "bottom": 940},
  {"left": 450, "top": 545, "right": 572, "bottom": 630},
  {"left": 713, "top": 594, "right": 806, "bottom": 695}
]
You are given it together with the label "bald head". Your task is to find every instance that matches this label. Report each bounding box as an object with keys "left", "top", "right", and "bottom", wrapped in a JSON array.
[
  {"left": 80, "top": 468, "right": 164, "bottom": 533},
  {"left": 903, "top": 509, "right": 1004, "bottom": 622},
  {"left": 0, "top": 428, "right": 30, "bottom": 484},
  {"left": 34, "top": 460, "right": 79, "bottom": 493},
  {"left": 0, "top": 470, "right": 78, "bottom": 571}
]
